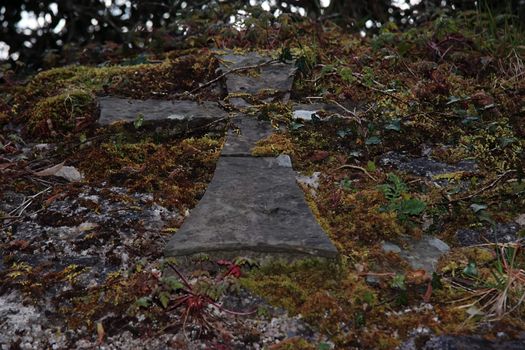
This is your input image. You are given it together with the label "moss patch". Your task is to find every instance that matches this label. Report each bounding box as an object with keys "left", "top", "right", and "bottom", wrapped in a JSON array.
[
  {"left": 8, "top": 52, "right": 219, "bottom": 140},
  {"left": 251, "top": 133, "right": 295, "bottom": 157},
  {"left": 27, "top": 89, "right": 98, "bottom": 138},
  {"left": 74, "top": 132, "right": 223, "bottom": 212}
]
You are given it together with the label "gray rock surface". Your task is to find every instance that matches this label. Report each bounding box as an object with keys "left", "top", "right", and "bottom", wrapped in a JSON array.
[
  {"left": 221, "top": 116, "right": 274, "bottom": 156},
  {"left": 1, "top": 186, "right": 179, "bottom": 276},
  {"left": 165, "top": 156, "right": 338, "bottom": 259},
  {"left": 381, "top": 236, "right": 450, "bottom": 272},
  {"left": 399, "top": 235, "right": 450, "bottom": 272},
  {"left": 218, "top": 51, "right": 296, "bottom": 97},
  {"left": 296, "top": 171, "right": 321, "bottom": 191},
  {"left": 216, "top": 51, "right": 296, "bottom": 108},
  {"left": 455, "top": 222, "right": 521, "bottom": 246},
  {"left": 292, "top": 103, "right": 347, "bottom": 121},
  {"left": 382, "top": 242, "right": 402, "bottom": 254},
  {"left": 399, "top": 334, "right": 525, "bottom": 350},
  {"left": 53, "top": 165, "right": 83, "bottom": 182},
  {"left": 380, "top": 152, "right": 477, "bottom": 178},
  {"left": 516, "top": 213, "right": 525, "bottom": 226},
  {"left": 98, "top": 97, "right": 227, "bottom": 125}
]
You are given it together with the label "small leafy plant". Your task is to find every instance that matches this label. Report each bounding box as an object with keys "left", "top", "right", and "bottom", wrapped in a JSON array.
[
  {"left": 379, "top": 173, "right": 426, "bottom": 221},
  {"left": 137, "top": 259, "right": 256, "bottom": 340}
]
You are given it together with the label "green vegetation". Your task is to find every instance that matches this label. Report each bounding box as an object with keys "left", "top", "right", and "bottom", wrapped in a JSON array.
[
  {"left": 4, "top": 53, "right": 219, "bottom": 140},
  {"left": 0, "top": 4, "right": 524, "bottom": 349}
]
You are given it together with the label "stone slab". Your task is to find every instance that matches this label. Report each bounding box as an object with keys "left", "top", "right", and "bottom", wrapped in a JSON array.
[
  {"left": 98, "top": 97, "right": 228, "bottom": 125},
  {"left": 164, "top": 156, "right": 338, "bottom": 259},
  {"left": 221, "top": 116, "right": 274, "bottom": 156},
  {"left": 380, "top": 151, "right": 477, "bottom": 178},
  {"left": 218, "top": 51, "right": 296, "bottom": 97}
]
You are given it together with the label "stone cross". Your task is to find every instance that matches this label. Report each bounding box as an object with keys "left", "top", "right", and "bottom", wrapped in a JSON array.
[{"left": 99, "top": 51, "right": 338, "bottom": 262}]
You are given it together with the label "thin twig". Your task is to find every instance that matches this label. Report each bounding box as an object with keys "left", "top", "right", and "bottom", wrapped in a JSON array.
[
  {"left": 358, "top": 272, "right": 395, "bottom": 277},
  {"left": 8, "top": 187, "right": 51, "bottom": 216},
  {"left": 401, "top": 60, "right": 418, "bottom": 79},
  {"left": 336, "top": 164, "right": 378, "bottom": 182},
  {"left": 447, "top": 170, "right": 516, "bottom": 203},
  {"left": 0, "top": 216, "right": 19, "bottom": 220},
  {"left": 327, "top": 99, "right": 359, "bottom": 119},
  {"left": 349, "top": 72, "right": 410, "bottom": 105},
  {"left": 167, "top": 262, "right": 192, "bottom": 290}
]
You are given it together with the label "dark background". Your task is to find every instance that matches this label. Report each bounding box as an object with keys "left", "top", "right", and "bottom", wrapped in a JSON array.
[{"left": 1, "top": 0, "right": 524, "bottom": 69}]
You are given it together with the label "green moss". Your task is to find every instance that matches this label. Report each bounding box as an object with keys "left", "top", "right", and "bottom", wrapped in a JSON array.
[
  {"left": 9, "top": 52, "right": 219, "bottom": 139},
  {"left": 241, "top": 259, "right": 412, "bottom": 348},
  {"left": 27, "top": 89, "right": 97, "bottom": 138},
  {"left": 456, "top": 119, "right": 523, "bottom": 171},
  {"left": 251, "top": 133, "right": 295, "bottom": 156},
  {"left": 23, "top": 53, "right": 218, "bottom": 100},
  {"left": 316, "top": 186, "right": 408, "bottom": 251},
  {"left": 270, "top": 338, "right": 316, "bottom": 350},
  {"left": 75, "top": 134, "right": 222, "bottom": 211}
]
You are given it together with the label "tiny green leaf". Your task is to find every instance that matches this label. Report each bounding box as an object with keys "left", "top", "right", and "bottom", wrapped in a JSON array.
[
  {"left": 399, "top": 198, "right": 426, "bottom": 216},
  {"left": 161, "top": 276, "right": 185, "bottom": 291},
  {"left": 290, "top": 121, "right": 304, "bottom": 130},
  {"left": 385, "top": 119, "right": 401, "bottom": 131},
  {"left": 470, "top": 203, "right": 487, "bottom": 213},
  {"left": 318, "top": 343, "right": 331, "bottom": 350},
  {"left": 135, "top": 297, "right": 151, "bottom": 308},
  {"left": 365, "top": 136, "right": 381, "bottom": 145},
  {"left": 134, "top": 114, "right": 144, "bottom": 129},
  {"left": 499, "top": 137, "right": 517, "bottom": 148},
  {"left": 159, "top": 292, "right": 170, "bottom": 309},
  {"left": 446, "top": 96, "right": 462, "bottom": 105},
  {"left": 340, "top": 178, "right": 353, "bottom": 191},
  {"left": 463, "top": 261, "right": 478, "bottom": 277},
  {"left": 339, "top": 67, "right": 355, "bottom": 83},
  {"left": 320, "top": 64, "right": 335, "bottom": 75},
  {"left": 391, "top": 273, "right": 406, "bottom": 290}
]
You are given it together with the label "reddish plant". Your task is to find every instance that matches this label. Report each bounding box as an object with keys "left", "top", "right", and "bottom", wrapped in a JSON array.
[{"left": 166, "top": 263, "right": 256, "bottom": 340}]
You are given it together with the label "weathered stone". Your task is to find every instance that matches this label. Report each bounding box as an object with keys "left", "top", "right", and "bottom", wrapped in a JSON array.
[
  {"left": 292, "top": 109, "right": 317, "bottom": 121},
  {"left": 381, "top": 238, "right": 450, "bottom": 272},
  {"left": 515, "top": 213, "right": 525, "bottom": 227},
  {"left": 292, "top": 103, "right": 347, "bottom": 121},
  {"left": 382, "top": 242, "right": 402, "bottom": 254},
  {"left": 365, "top": 275, "right": 381, "bottom": 286},
  {"left": 221, "top": 116, "right": 274, "bottom": 156},
  {"left": 218, "top": 51, "right": 296, "bottom": 100},
  {"left": 53, "top": 166, "right": 83, "bottom": 182},
  {"left": 380, "top": 151, "right": 477, "bottom": 178},
  {"left": 399, "top": 334, "right": 525, "bottom": 350},
  {"left": 98, "top": 97, "right": 227, "bottom": 125},
  {"left": 399, "top": 235, "right": 450, "bottom": 273},
  {"left": 275, "top": 154, "right": 292, "bottom": 168},
  {"left": 164, "top": 156, "right": 338, "bottom": 259},
  {"left": 228, "top": 97, "right": 252, "bottom": 109},
  {"left": 296, "top": 172, "right": 321, "bottom": 190},
  {"left": 455, "top": 222, "right": 521, "bottom": 246}
]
